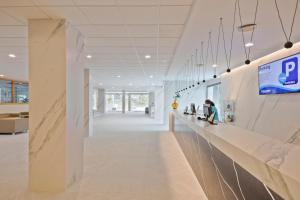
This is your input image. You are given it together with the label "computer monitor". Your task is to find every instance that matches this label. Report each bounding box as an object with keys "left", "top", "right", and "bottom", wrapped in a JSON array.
[
  {"left": 203, "top": 104, "right": 210, "bottom": 117},
  {"left": 190, "top": 103, "right": 196, "bottom": 115}
]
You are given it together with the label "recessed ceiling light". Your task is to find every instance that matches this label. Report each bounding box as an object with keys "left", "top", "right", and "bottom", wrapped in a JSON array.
[
  {"left": 8, "top": 54, "right": 16, "bottom": 58},
  {"left": 245, "top": 42, "right": 254, "bottom": 47},
  {"left": 86, "top": 55, "right": 92, "bottom": 59},
  {"left": 145, "top": 54, "right": 151, "bottom": 59},
  {"left": 0, "top": 74, "right": 4, "bottom": 77},
  {"left": 149, "top": 75, "right": 154, "bottom": 78},
  {"left": 212, "top": 64, "right": 217, "bottom": 68},
  {"left": 116, "top": 75, "right": 121, "bottom": 78}
]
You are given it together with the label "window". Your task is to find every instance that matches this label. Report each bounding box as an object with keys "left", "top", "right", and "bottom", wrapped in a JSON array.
[
  {"left": 0, "top": 80, "right": 12, "bottom": 103},
  {"left": 105, "top": 93, "right": 123, "bottom": 112},
  {"left": 14, "top": 82, "right": 29, "bottom": 103},
  {"left": 130, "top": 94, "right": 149, "bottom": 112},
  {"left": 0, "top": 79, "right": 29, "bottom": 104}
]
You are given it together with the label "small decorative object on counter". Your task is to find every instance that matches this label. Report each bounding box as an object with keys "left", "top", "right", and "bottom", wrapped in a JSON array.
[
  {"left": 172, "top": 99, "right": 178, "bottom": 110},
  {"left": 223, "top": 100, "right": 235, "bottom": 123}
]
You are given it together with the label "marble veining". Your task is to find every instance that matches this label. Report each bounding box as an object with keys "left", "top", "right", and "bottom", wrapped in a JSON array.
[
  {"left": 29, "top": 19, "right": 85, "bottom": 191},
  {"left": 29, "top": 93, "right": 66, "bottom": 156},
  {"left": 219, "top": 43, "right": 300, "bottom": 145},
  {"left": 171, "top": 111, "right": 300, "bottom": 199}
]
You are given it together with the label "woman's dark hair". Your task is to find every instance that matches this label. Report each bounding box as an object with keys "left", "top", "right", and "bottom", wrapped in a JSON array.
[{"left": 205, "top": 99, "right": 215, "bottom": 106}]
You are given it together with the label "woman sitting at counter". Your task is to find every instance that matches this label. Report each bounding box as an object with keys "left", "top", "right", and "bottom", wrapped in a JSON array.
[{"left": 205, "top": 99, "right": 219, "bottom": 125}]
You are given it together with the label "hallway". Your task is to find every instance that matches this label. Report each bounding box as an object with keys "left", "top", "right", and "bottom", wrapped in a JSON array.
[
  {"left": 81, "top": 113, "right": 206, "bottom": 199},
  {"left": 0, "top": 114, "right": 206, "bottom": 200}
]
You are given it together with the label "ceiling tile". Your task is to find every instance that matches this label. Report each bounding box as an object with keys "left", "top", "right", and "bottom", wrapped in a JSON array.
[
  {"left": 86, "top": 37, "right": 133, "bottom": 46},
  {"left": 32, "top": 0, "right": 74, "bottom": 6},
  {"left": 0, "top": 0, "right": 34, "bottom": 6},
  {"left": 119, "top": 7, "right": 159, "bottom": 24},
  {"left": 80, "top": 7, "right": 121, "bottom": 24},
  {"left": 0, "top": 10, "right": 24, "bottom": 25},
  {"left": 0, "top": 37, "right": 27, "bottom": 46},
  {"left": 0, "top": 26, "right": 27, "bottom": 37},
  {"left": 160, "top": 25, "right": 183, "bottom": 37},
  {"left": 160, "top": 6, "right": 191, "bottom": 24},
  {"left": 74, "top": 0, "right": 115, "bottom": 6},
  {"left": 77, "top": 25, "right": 125, "bottom": 37},
  {"left": 1, "top": 7, "right": 49, "bottom": 24},
  {"left": 41, "top": 6, "right": 89, "bottom": 25}
]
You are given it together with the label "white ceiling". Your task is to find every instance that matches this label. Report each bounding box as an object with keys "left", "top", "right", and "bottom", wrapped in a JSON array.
[
  {"left": 0, "top": 0, "right": 299, "bottom": 90},
  {"left": 0, "top": 0, "right": 194, "bottom": 90}
]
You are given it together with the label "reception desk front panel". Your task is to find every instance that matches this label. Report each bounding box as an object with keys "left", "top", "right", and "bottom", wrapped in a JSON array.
[{"left": 173, "top": 116, "right": 283, "bottom": 200}]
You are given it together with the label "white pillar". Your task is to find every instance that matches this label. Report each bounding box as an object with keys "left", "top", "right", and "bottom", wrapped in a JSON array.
[
  {"left": 29, "top": 19, "right": 85, "bottom": 192},
  {"left": 97, "top": 88, "right": 105, "bottom": 113},
  {"left": 84, "top": 69, "right": 90, "bottom": 137},
  {"left": 88, "top": 73, "right": 94, "bottom": 136}
]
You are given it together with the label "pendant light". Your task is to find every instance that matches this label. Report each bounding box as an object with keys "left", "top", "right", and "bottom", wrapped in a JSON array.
[
  {"left": 237, "top": 0, "right": 259, "bottom": 65},
  {"left": 274, "top": 0, "right": 299, "bottom": 49},
  {"left": 195, "top": 48, "right": 200, "bottom": 85}
]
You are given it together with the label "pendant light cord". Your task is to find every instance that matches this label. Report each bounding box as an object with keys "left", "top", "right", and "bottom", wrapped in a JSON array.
[
  {"left": 214, "top": 18, "right": 222, "bottom": 76},
  {"left": 201, "top": 42, "right": 205, "bottom": 81},
  {"left": 226, "top": 0, "right": 238, "bottom": 70},
  {"left": 274, "top": 0, "right": 299, "bottom": 41},
  {"left": 195, "top": 49, "right": 200, "bottom": 82},
  {"left": 204, "top": 35, "right": 211, "bottom": 81}
]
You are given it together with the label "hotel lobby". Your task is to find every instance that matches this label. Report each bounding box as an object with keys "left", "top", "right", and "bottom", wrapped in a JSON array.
[{"left": 0, "top": 0, "right": 300, "bottom": 199}]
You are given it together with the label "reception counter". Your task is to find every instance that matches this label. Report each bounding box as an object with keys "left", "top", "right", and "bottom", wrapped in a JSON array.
[{"left": 170, "top": 111, "right": 300, "bottom": 200}]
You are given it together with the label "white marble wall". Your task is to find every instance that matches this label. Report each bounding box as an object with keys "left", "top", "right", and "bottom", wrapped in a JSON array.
[
  {"left": 84, "top": 69, "right": 90, "bottom": 137},
  {"left": 28, "top": 19, "right": 85, "bottom": 192},
  {"left": 176, "top": 43, "right": 300, "bottom": 145},
  {"left": 65, "top": 22, "right": 85, "bottom": 188},
  {"left": 219, "top": 43, "right": 300, "bottom": 145}
]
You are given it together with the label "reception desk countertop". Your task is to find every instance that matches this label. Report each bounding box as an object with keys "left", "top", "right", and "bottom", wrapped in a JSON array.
[{"left": 171, "top": 111, "right": 300, "bottom": 200}]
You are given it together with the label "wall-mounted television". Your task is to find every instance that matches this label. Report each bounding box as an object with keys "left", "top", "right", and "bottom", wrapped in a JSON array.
[{"left": 259, "top": 53, "right": 300, "bottom": 95}]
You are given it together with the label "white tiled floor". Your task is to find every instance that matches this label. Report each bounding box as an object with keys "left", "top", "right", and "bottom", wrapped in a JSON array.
[{"left": 0, "top": 113, "right": 207, "bottom": 200}]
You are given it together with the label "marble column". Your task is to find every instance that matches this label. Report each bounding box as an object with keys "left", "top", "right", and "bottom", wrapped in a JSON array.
[
  {"left": 28, "top": 19, "right": 86, "bottom": 192},
  {"left": 97, "top": 88, "right": 105, "bottom": 113},
  {"left": 84, "top": 69, "right": 93, "bottom": 137}
]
